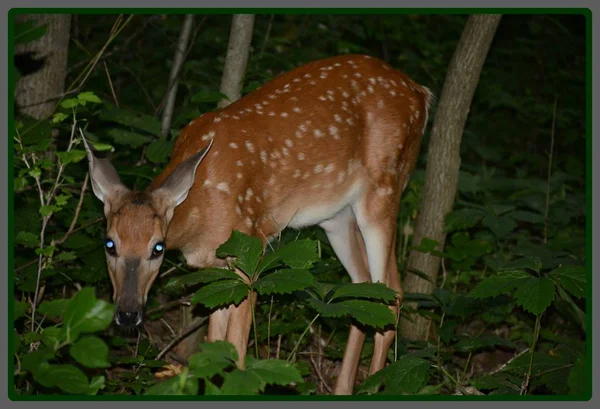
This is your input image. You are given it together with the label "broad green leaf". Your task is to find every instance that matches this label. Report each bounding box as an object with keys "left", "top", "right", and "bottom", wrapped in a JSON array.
[
  {"left": 555, "top": 284, "right": 586, "bottom": 331},
  {"left": 505, "top": 351, "right": 572, "bottom": 377},
  {"left": 204, "top": 380, "right": 223, "bottom": 395},
  {"left": 221, "top": 369, "right": 265, "bottom": 395},
  {"left": 549, "top": 264, "right": 585, "bottom": 299},
  {"left": 15, "top": 21, "right": 48, "bottom": 44},
  {"left": 470, "top": 373, "right": 521, "bottom": 392},
  {"left": 41, "top": 326, "right": 64, "bottom": 349},
  {"left": 165, "top": 268, "right": 241, "bottom": 290},
  {"left": 256, "top": 251, "right": 284, "bottom": 274},
  {"left": 483, "top": 214, "right": 517, "bottom": 238},
  {"left": 191, "top": 280, "right": 248, "bottom": 308},
  {"left": 330, "top": 282, "right": 398, "bottom": 303},
  {"left": 70, "top": 336, "right": 111, "bottom": 368},
  {"left": 411, "top": 237, "right": 442, "bottom": 255},
  {"left": 145, "top": 139, "right": 174, "bottom": 163},
  {"left": 269, "top": 239, "right": 319, "bottom": 270},
  {"left": 500, "top": 256, "right": 542, "bottom": 274},
  {"left": 469, "top": 270, "right": 531, "bottom": 299},
  {"left": 191, "top": 90, "right": 229, "bottom": 103},
  {"left": 189, "top": 341, "right": 238, "bottom": 379},
  {"left": 356, "top": 366, "right": 387, "bottom": 394},
  {"left": 309, "top": 299, "right": 395, "bottom": 328},
  {"left": 514, "top": 277, "right": 555, "bottom": 315},
  {"left": 216, "top": 230, "right": 263, "bottom": 276},
  {"left": 444, "top": 208, "right": 485, "bottom": 232},
  {"left": 77, "top": 91, "right": 102, "bottom": 104},
  {"left": 60, "top": 98, "right": 79, "bottom": 109},
  {"left": 245, "top": 356, "right": 303, "bottom": 386},
  {"left": 62, "top": 287, "right": 114, "bottom": 341},
  {"left": 14, "top": 300, "right": 28, "bottom": 320},
  {"left": 454, "top": 335, "right": 516, "bottom": 353},
  {"left": 16, "top": 231, "right": 39, "bottom": 248},
  {"left": 100, "top": 107, "right": 161, "bottom": 136},
  {"left": 35, "top": 364, "right": 95, "bottom": 394},
  {"left": 382, "top": 357, "right": 431, "bottom": 394},
  {"left": 89, "top": 375, "right": 105, "bottom": 395},
  {"left": 56, "top": 149, "right": 87, "bottom": 165},
  {"left": 106, "top": 129, "right": 152, "bottom": 148},
  {"left": 507, "top": 210, "right": 545, "bottom": 223},
  {"left": 21, "top": 347, "right": 54, "bottom": 376},
  {"left": 18, "top": 117, "right": 52, "bottom": 146},
  {"left": 253, "top": 269, "right": 314, "bottom": 295},
  {"left": 199, "top": 340, "right": 239, "bottom": 362},
  {"left": 568, "top": 355, "right": 587, "bottom": 396}
]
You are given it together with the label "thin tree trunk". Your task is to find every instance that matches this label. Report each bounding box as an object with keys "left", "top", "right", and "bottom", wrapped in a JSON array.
[
  {"left": 400, "top": 14, "right": 502, "bottom": 341},
  {"left": 218, "top": 14, "right": 255, "bottom": 108},
  {"left": 15, "top": 14, "right": 71, "bottom": 119},
  {"left": 160, "top": 14, "right": 194, "bottom": 139}
]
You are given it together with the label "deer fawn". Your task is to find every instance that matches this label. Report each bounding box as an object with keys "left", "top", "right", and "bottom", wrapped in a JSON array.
[{"left": 84, "top": 54, "right": 432, "bottom": 395}]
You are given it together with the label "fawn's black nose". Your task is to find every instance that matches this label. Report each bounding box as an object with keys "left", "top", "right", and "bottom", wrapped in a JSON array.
[{"left": 115, "top": 308, "right": 143, "bottom": 327}]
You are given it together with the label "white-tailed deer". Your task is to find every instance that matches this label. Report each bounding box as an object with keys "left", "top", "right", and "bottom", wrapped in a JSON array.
[{"left": 85, "top": 54, "right": 432, "bottom": 395}]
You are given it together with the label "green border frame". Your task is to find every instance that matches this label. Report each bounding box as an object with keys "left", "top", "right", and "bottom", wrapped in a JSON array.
[{"left": 7, "top": 7, "right": 593, "bottom": 401}]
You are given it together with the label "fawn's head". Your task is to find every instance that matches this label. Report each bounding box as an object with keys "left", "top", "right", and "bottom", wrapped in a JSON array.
[{"left": 84, "top": 139, "right": 212, "bottom": 329}]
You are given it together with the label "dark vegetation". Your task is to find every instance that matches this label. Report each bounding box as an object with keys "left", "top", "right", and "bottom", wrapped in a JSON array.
[{"left": 11, "top": 13, "right": 587, "bottom": 396}]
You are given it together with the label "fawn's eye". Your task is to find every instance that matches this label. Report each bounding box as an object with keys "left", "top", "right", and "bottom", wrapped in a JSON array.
[
  {"left": 151, "top": 242, "right": 165, "bottom": 258},
  {"left": 105, "top": 238, "right": 117, "bottom": 256}
]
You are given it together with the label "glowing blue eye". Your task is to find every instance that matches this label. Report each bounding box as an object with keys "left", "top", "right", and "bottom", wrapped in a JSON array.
[
  {"left": 105, "top": 239, "right": 116, "bottom": 255},
  {"left": 152, "top": 242, "right": 165, "bottom": 257}
]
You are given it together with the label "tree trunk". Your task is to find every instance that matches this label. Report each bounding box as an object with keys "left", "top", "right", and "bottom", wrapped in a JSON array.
[
  {"left": 400, "top": 14, "right": 502, "bottom": 341},
  {"left": 218, "top": 14, "right": 255, "bottom": 108},
  {"left": 160, "top": 14, "right": 195, "bottom": 139},
  {"left": 15, "top": 14, "right": 71, "bottom": 119}
]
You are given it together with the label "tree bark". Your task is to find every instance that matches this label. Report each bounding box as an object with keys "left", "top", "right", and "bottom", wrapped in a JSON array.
[
  {"left": 218, "top": 14, "right": 255, "bottom": 108},
  {"left": 15, "top": 14, "right": 71, "bottom": 119},
  {"left": 160, "top": 14, "right": 195, "bottom": 139},
  {"left": 400, "top": 14, "right": 502, "bottom": 341}
]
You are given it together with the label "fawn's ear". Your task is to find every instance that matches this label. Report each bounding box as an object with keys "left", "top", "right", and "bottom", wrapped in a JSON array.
[
  {"left": 82, "top": 136, "right": 130, "bottom": 214},
  {"left": 152, "top": 139, "right": 213, "bottom": 223}
]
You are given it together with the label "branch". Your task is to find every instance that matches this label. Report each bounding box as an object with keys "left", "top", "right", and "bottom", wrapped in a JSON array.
[{"left": 156, "top": 317, "right": 208, "bottom": 360}]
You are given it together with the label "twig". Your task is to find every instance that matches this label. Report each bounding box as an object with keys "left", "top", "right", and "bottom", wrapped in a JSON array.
[
  {"left": 156, "top": 317, "right": 208, "bottom": 360},
  {"left": 103, "top": 61, "right": 119, "bottom": 108},
  {"left": 53, "top": 172, "right": 89, "bottom": 246},
  {"left": 543, "top": 96, "right": 558, "bottom": 244},
  {"left": 309, "top": 348, "right": 332, "bottom": 394},
  {"left": 521, "top": 314, "right": 542, "bottom": 395},
  {"left": 146, "top": 297, "right": 191, "bottom": 315}
]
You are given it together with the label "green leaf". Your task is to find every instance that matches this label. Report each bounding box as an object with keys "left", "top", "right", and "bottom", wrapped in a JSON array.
[
  {"left": 41, "top": 326, "right": 64, "bottom": 349},
  {"left": 253, "top": 269, "right": 314, "bottom": 295},
  {"left": 62, "top": 287, "right": 114, "bottom": 341},
  {"left": 470, "top": 373, "right": 521, "bottom": 393},
  {"left": 191, "top": 90, "right": 229, "bottom": 103},
  {"left": 16, "top": 231, "right": 39, "bottom": 248},
  {"left": 191, "top": 280, "right": 248, "bottom": 309},
  {"left": 356, "top": 366, "right": 386, "bottom": 394},
  {"left": 308, "top": 299, "right": 395, "bottom": 328},
  {"left": 568, "top": 355, "right": 587, "bottom": 396},
  {"left": 52, "top": 112, "right": 69, "bottom": 123},
  {"left": 245, "top": 356, "right": 303, "bottom": 386},
  {"left": 454, "top": 335, "right": 516, "bottom": 353},
  {"left": 70, "top": 336, "right": 111, "bottom": 368},
  {"left": 144, "top": 373, "right": 197, "bottom": 395},
  {"left": 483, "top": 214, "right": 517, "bottom": 238},
  {"left": 204, "top": 380, "right": 223, "bottom": 395},
  {"left": 222, "top": 368, "right": 265, "bottom": 395},
  {"left": 382, "top": 357, "right": 431, "bottom": 394},
  {"left": 77, "top": 91, "right": 102, "bottom": 104},
  {"left": 500, "top": 256, "right": 542, "bottom": 274},
  {"left": 444, "top": 208, "right": 485, "bottom": 232},
  {"left": 188, "top": 341, "right": 238, "bottom": 379},
  {"left": 18, "top": 117, "right": 52, "bottom": 146},
  {"left": 100, "top": 107, "right": 162, "bottom": 136},
  {"left": 505, "top": 351, "right": 571, "bottom": 377},
  {"left": 56, "top": 149, "right": 87, "bottom": 165},
  {"left": 549, "top": 265, "right": 585, "bottom": 299},
  {"left": 271, "top": 239, "right": 319, "bottom": 270},
  {"left": 165, "top": 268, "right": 241, "bottom": 290},
  {"left": 555, "top": 284, "right": 586, "bottom": 331},
  {"left": 507, "top": 210, "right": 545, "bottom": 223},
  {"left": 469, "top": 270, "right": 531, "bottom": 299},
  {"left": 106, "top": 129, "right": 152, "bottom": 148},
  {"left": 513, "top": 277, "right": 555, "bottom": 315},
  {"left": 145, "top": 139, "right": 174, "bottom": 163},
  {"left": 15, "top": 21, "right": 48, "bottom": 44},
  {"left": 330, "top": 282, "right": 398, "bottom": 303},
  {"left": 14, "top": 300, "right": 28, "bottom": 320},
  {"left": 35, "top": 364, "right": 95, "bottom": 394},
  {"left": 60, "top": 98, "right": 79, "bottom": 109},
  {"left": 216, "top": 230, "right": 263, "bottom": 276}
]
